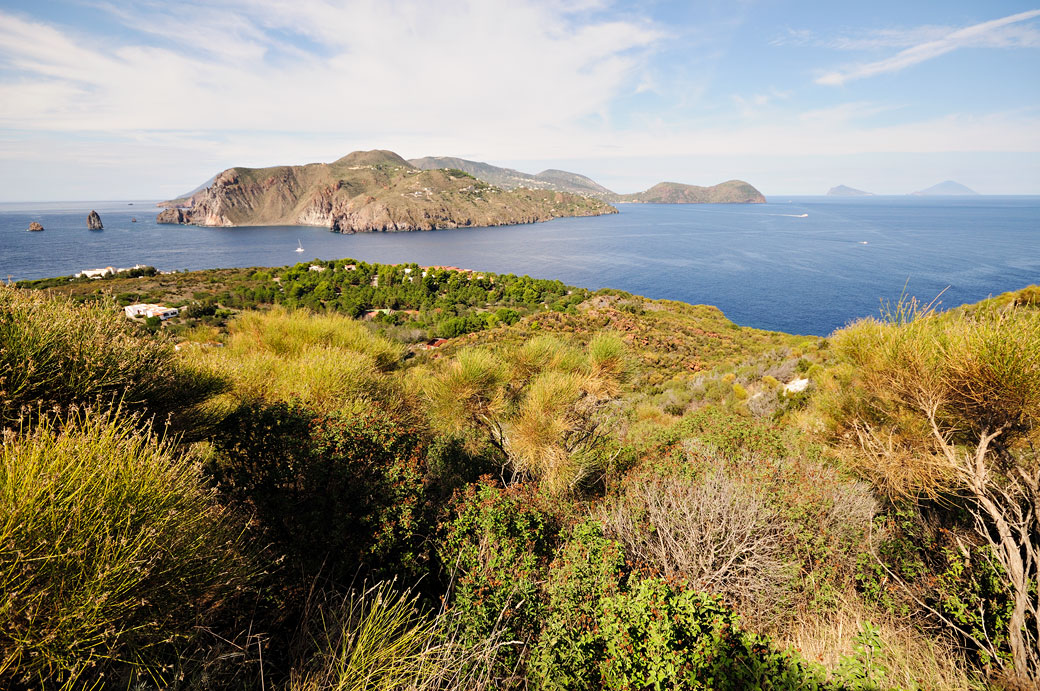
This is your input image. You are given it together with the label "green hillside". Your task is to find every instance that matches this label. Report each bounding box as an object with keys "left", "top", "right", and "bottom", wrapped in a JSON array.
[
  {"left": 408, "top": 155, "right": 618, "bottom": 199},
  {"left": 6, "top": 269, "right": 1039, "bottom": 690},
  {"left": 621, "top": 179, "right": 766, "bottom": 203}
]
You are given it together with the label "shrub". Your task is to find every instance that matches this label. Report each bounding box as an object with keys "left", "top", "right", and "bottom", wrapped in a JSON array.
[
  {"left": 424, "top": 336, "right": 627, "bottom": 494},
  {"left": 0, "top": 286, "right": 223, "bottom": 432},
  {"left": 599, "top": 468, "right": 796, "bottom": 622},
  {"left": 439, "top": 480, "right": 558, "bottom": 681},
  {"left": 0, "top": 412, "right": 253, "bottom": 689},
  {"left": 599, "top": 578, "right": 828, "bottom": 690},
  {"left": 210, "top": 402, "right": 427, "bottom": 587},
  {"left": 189, "top": 306, "right": 408, "bottom": 417},
  {"left": 529, "top": 521, "right": 627, "bottom": 691},
  {"left": 827, "top": 301, "right": 1040, "bottom": 682}
]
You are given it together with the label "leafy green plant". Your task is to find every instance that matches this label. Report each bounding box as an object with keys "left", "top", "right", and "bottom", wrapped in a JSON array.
[
  {"left": 599, "top": 577, "right": 829, "bottom": 690},
  {"left": 439, "top": 480, "right": 558, "bottom": 680},
  {"left": 209, "top": 402, "right": 428, "bottom": 587},
  {"left": 529, "top": 521, "right": 627, "bottom": 691}
]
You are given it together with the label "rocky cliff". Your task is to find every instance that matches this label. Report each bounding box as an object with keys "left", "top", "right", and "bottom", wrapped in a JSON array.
[
  {"left": 620, "top": 180, "right": 765, "bottom": 204},
  {"left": 87, "top": 211, "right": 103, "bottom": 230},
  {"left": 158, "top": 150, "right": 617, "bottom": 231}
]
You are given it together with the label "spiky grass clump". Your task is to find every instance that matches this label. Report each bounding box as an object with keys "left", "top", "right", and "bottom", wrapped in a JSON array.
[
  {"left": 0, "top": 286, "right": 223, "bottom": 431},
  {"left": 188, "top": 307, "right": 407, "bottom": 415},
  {"left": 291, "top": 583, "right": 499, "bottom": 691},
  {"left": 0, "top": 412, "right": 253, "bottom": 689}
]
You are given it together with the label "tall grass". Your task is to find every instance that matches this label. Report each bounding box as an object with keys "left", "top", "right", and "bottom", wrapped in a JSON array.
[
  {"left": 423, "top": 335, "right": 627, "bottom": 492},
  {"left": 0, "top": 286, "right": 223, "bottom": 431},
  {"left": 187, "top": 307, "right": 408, "bottom": 416},
  {"left": 0, "top": 411, "right": 254, "bottom": 689},
  {"left": 290, "top": 583, "right": 501, "bottom": 691}
]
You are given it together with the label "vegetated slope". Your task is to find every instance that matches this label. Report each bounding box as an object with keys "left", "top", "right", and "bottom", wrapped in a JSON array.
[
  {"left": 9, "top": 273, "right": 1037, "bottom": 689},
  {"left": 156, "top": 150, "right": 617, "bottom": 231},
  {"left": 912, "top": 180, "right": 978, "bottom": 195},
  {"left": 620, "top": 180, "right": 766, "bottom": 204},
  {"left": 827, "top": 184, "right": 873, "bottom": 196},
  {"left": 408, "top": 155, "right": 617, "bottom": 199}
]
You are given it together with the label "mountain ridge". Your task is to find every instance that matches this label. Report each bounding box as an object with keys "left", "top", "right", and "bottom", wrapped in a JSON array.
[
  {"left": 620, "top": 180, "right": 766, "bottom": 204},
  {"left": 156, "top": 150, "right": 617, "bottom": 231}
]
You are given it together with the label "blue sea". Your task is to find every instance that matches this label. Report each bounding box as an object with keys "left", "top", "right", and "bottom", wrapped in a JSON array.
[{"left": 1, "top": 197, "right": 1038, "bottom": 336}]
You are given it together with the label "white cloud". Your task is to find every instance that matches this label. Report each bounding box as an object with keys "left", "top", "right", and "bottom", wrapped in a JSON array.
[
  {"left": 0, "top": 1, "right": 663, "bottom": 135},
  {"left": 816, "top": 9, "right": 1040, "bottom": 86}
]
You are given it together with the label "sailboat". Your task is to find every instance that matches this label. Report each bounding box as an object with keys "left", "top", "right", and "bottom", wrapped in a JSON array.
[{"left": 295, "top": 239, "right": 305, "bottom": 253}]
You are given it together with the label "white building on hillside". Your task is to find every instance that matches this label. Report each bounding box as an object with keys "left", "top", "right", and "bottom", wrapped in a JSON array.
[{"left": 125, "top": 303, "right": 179, "bottom": 320}]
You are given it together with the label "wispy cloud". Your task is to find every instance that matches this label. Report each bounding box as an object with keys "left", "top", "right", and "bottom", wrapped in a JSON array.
[
  {"left": 815, "top": 9, "right": 1040, "bottom": 86},
  {"left": 0, "top": 1, "right": 663, "bottom": 138}
]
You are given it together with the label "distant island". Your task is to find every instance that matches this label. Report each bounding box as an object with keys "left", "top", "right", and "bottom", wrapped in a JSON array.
[
  {"left": 827, "top": 185, "right": 873, "bottom": 197},
  {"left": 912, "top": 180, "right": 978, "bottom": 196},
  {"left": 409, "top": 156, "right": 616, "bottom": 200},
  {"left": 619, "top": 180, "right": 765, "bottom": 204},
  {"left": 156, "top": 150, "right": 617, "bottom": 232},
  {"left": 408, "top": 156, "right": 765, "bottom": 204}
]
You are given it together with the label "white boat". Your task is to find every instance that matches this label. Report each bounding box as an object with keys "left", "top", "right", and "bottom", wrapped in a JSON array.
[{"left": 295, "top": 239, "right": 305, "bottom": 253}]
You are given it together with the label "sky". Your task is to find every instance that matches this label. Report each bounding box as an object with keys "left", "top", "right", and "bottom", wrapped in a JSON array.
[{"left": 0, "top": 0, "right": 1038, "bottom": 200}]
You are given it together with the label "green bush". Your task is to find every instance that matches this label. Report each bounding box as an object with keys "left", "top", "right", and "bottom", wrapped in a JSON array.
[
  {"left": 599, "top": 578, "right": 829, "bottom": 690},
  {"left": 530, "top": 521, "right": 627, "bottom": 691},
  {"left": 210, "top": 402, "right": 428, "bottom": 587},
  {"left": 0, "top": 412, "right": 253, "bottom": 689},
  {"left": 439, "top": 480, "right": 558, "bottom": 680}
]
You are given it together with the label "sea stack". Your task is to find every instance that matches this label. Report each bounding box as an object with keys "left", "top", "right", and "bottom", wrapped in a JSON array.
[
  {"left": 27, "top": 221, "right": 44, "bottom": 231},
  {"left": 87, "top": 210, "right": 104, "bottom": 230}
]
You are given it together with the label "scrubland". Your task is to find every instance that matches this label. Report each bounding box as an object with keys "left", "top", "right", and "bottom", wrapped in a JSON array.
[{"left": 2, "top": 272, "right": 1037, "bottom": 690}]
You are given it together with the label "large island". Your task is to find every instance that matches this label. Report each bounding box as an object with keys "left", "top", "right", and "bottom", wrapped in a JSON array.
[{"left": 157, "top": 150, "right": 617, "bottom": 232}]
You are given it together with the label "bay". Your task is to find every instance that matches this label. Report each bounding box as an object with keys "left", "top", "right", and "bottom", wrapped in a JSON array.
[{"left": 1, "top": 196, "right": 1037, "bottom": 336}]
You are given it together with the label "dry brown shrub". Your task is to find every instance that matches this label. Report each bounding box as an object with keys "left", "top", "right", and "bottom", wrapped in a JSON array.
[{"left": 598, "top": 467, "right": 796, "bottom": 623}]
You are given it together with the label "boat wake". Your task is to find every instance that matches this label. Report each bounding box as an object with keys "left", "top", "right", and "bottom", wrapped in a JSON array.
[{"left": 771, "top": 213, "right": 809, "bottom": 218}]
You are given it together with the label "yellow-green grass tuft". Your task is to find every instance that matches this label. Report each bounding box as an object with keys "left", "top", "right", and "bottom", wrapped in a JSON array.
[{"left": 0, "top": 411, "right": 254, "bottom": 689}]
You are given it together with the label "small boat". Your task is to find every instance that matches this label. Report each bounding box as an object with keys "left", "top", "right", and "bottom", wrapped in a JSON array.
[
  {"left": 859, "top": 241, "right": 868, "bottom": 245},
  {"left": 295, "top": 239, "right": 305, "bottom": 253},
  {"left": 131, "top": 217, "right": 137, "bottom": 223}
]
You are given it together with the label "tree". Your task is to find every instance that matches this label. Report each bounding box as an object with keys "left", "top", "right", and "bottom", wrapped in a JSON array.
[{"left": 832, "top": 302, "right": 1040, "bottom": 682}]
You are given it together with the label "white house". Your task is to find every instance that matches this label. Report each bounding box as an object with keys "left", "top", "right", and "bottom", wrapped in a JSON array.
[{"left": 125, "top": 303, "right": 179, "bottom": 320}]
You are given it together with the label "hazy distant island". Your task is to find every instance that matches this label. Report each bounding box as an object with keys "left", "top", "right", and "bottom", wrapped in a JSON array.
[
  {"left": 827, "top": 184, "right": 873, "bottom": 197},
  {"left": 619, "top": 180, "right": 766, "bottom": 204},
  {"left": 912, "top": 180, "right": 978, "bottom": 196},
  {"left": 156, "top": 150, "right": 617, "bottom": 232},
  {"left": 409, "top": 156, "right": 616, "bottom": 199},
  {"left": 410, "top": 156, "right": 765, "bottom": 204}
]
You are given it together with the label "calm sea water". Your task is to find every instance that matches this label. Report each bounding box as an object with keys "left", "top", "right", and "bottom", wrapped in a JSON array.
[{"left": 1, "top": 197, "right": 1038, "bottom": 336}]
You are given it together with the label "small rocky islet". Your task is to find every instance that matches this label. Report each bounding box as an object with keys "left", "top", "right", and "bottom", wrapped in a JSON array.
[{"left": 87, "top": 210, "right": 103, "bottom": 230}]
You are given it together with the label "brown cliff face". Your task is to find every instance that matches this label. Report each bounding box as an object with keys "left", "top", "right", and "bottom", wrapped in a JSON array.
[
  {"left": 156, "top": 150, "right": 617, "bottom": 232},
  {"left": 87, "top": 211, "right": 103, "bottom": 230}
]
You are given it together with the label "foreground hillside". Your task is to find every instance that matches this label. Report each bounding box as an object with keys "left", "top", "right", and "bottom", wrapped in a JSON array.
[
  {"left": 3, "top": 270, "right": 1038, "bottom": 690},
  {"left": 156, "top": 150, "right": 617, "bottom": 231}
]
